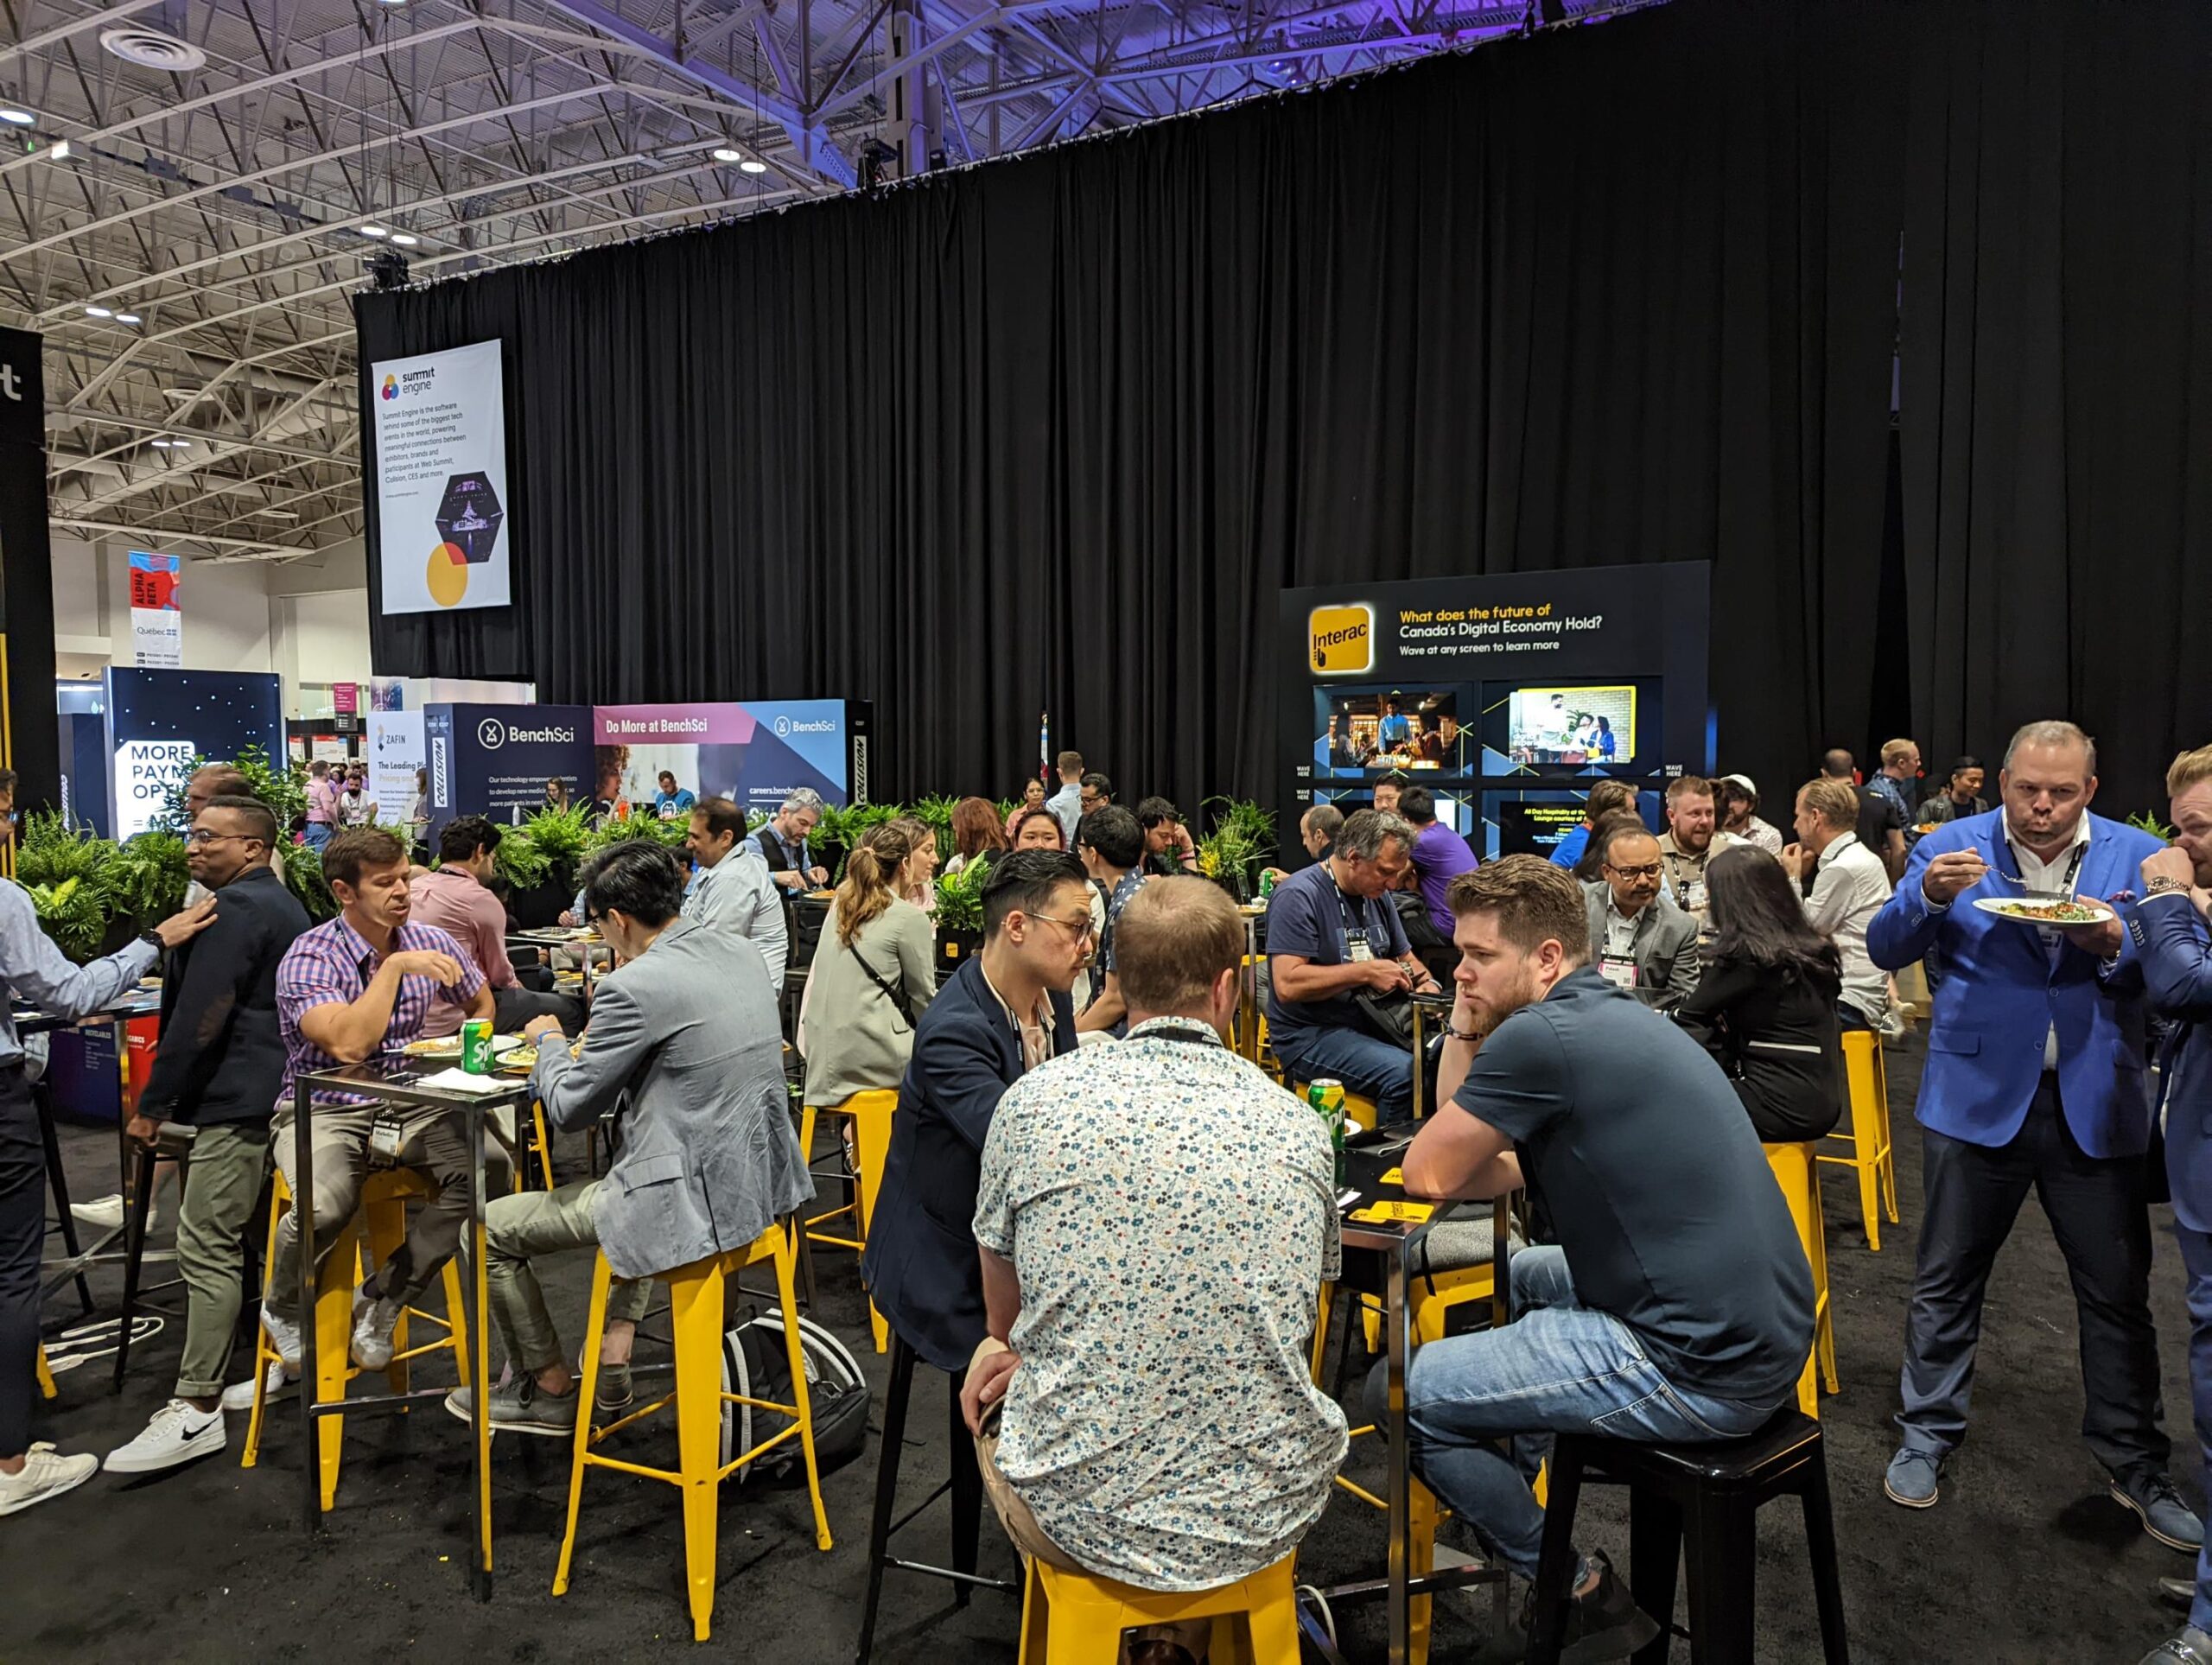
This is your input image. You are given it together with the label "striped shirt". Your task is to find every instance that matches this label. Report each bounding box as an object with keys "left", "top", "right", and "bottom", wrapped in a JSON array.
[{"left": 276, "top": 915, "right": 484, "bottom": 1109}]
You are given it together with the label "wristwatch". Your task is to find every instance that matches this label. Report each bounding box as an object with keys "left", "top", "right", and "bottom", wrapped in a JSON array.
[
  {"left": 2146, "top": 876, "right": 2191, "bottom": 898},
  {"left": 137, "top": 928, "right": 163, "bottom": 950}
]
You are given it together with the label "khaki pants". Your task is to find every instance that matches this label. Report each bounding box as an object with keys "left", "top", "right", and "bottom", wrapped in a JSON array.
[
  {"left": 483, "top": 1179, "right": 652, "bottom": 1374},
  {"left": 969, "top": 1338, "right": 1209, "bottom": 1660},
  {"left": 173, "top": 1123, "right": 270, "bottom": 1399}
]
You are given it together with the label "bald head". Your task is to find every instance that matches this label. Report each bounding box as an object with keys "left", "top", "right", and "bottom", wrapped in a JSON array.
[
  {"left": 1821, "top": 749, "right": 1855, "bottom": 780},
  {"left": 1114, "top": 877, "right": 1245, "bottom": 1031}
]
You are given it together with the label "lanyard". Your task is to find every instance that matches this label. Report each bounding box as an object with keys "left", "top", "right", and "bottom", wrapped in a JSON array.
[{"left": 1999, "top": 833, "right": 2086, "bottom": 896}]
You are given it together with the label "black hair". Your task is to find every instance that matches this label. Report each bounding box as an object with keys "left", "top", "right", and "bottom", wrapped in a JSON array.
[
  {"left": 1079, "top": 772, "right": 1114, "bottom": 801},
  {"left": 982, "top": 849, "right": 1086, "bottom": 940},
  {"left": 1077, "top": 804, "right": 1144, "bottom": 869},
  {"left": 1134, "top": 796, "right": 1180, "bottom": 829},
  {"left": 1594, "top": 715, "right": 1611, "bottom": 734},
  {"left": 1575, "top": 810, "right": 1647, "bottom": 882},
  {"left": 581, "top": 841, "right": 687, "bottom": 927},
  {"left": 437, "top": 814, "right": 503, "bottom": 865},
  {"left": 1702, "top": 844, "right": 1842, "bottom": 989},
  {"left": 201, "top": 792, "right": 277, "bottom": 848},
  {"left": 1396, "top": 785, "right": 1437, "bottom": 823},
  {"left": 690, "top": 796, "right": 747, "bottom": 845},
  {"left": 1948, "top": 754, "right": 1982, "bottom": 781}
]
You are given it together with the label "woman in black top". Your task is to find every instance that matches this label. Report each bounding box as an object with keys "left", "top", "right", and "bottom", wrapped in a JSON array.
[{"left": 1673, "top": 844, "right": 1845, "bottom": 1142}]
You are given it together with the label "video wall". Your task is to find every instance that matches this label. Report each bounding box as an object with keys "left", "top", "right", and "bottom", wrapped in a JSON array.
[{"left": 1280, "top": 565, "right": 1710, "bottom": 861}]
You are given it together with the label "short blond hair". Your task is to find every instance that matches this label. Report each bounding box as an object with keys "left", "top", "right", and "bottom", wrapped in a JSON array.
[
  {"left": 1799, "top": 777, "right": 1859, "bottom": 832},
  {"left": 1880, "top": 738, "right": 1918, "bottom": 767},
  {"left": 1114, "top": 878, "right": 1243, "bottom": 1014},
  {"left": 2168, "top": 746, "right": 2212, "bottom": 800}
]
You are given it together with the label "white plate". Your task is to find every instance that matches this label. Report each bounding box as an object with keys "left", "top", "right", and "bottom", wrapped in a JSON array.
[{"left": 1971, "top": 896, "right": 2116, "bottom": 928}]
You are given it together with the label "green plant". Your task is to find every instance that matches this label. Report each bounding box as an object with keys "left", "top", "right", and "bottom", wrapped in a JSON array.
[
  {"left": 910, "top": 794, "right": 959, "bottom": 864},
  {"left": 2129, "top": 809, "right": 2176, "bottom": 841},
  {"left": 934, "top": 849, "right": 990, "bottom": 933},
  {"left": 279, "top": 839, "right": 337, "bottom": 922},
  {"left": 27, "top": 876, "right": 105, "bottom": 961},
  {"left": 1195, "top": 796, "right": 1275, "bottom": 893},
  {"left": 107, "top": 830, "right": 191, "bottom": 925},
  {"left": 585, "top": 808, "right": 689, "bottom": 854}
]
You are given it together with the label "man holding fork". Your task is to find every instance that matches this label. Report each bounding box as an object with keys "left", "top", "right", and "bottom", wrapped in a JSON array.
[{"left": 1866, "top": 721, "right": 2198, "bottom": 1550}]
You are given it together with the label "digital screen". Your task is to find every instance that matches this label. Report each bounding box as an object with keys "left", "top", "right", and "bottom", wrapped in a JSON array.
[
  {"left": 1312, "top": 686, "right": 1470, "bottom": 776},
  {"left": 104, "top": 668, "right": 285, "bottom": 839},
  {"left": 1497, "top": 800, "right": 1587, "bottom": 859},
  {"left": 1504, "top": 684, "right": 1636, "bottom": 766}
]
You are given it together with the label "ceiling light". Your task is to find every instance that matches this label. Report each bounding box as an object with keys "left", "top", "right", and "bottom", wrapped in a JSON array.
[
  {"left": 48, "top": 140, "right": 69, "bottom": 160},
  {"left": 261, "top": 509, "right": 300, "bottom": 520},
  {"left": 739, "top": 159, "right": 768, "bottom": 175},
  {"left": 0, "top": 110, "right": 32, "bottom": 126},
  {"left": 114, "top": 312, "right": 140, "bottom": 324},
  {"left": 711, "top": 148, "right": 741, "bottom": 163},
  {"left": 83, "top": 305, "right": 112, "bottom": 318},
  {"left": 358, "top": 224, "right": 387, "bottom": 238},
  {"left": 388, "top": 232, "right": 417, "bottom": 246},
  {"left": 148, "top": 438, "right": 174, "bottom": 448}
]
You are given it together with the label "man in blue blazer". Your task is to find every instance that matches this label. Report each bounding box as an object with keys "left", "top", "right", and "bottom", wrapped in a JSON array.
[
  {"left": 2127, "top": 747, "right": 2212, "bottom": 1665},
  {"left": 862, "top": 850, "right": 1088, "bottom": 1376},
  {"left": 1868, "top": 721, "right": 2199, "bottom": 1551}
]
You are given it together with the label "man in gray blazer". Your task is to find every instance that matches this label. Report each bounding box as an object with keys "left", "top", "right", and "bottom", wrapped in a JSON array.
[
  {"left": 447, "top": 842, "right": 811, "bottom": 1437},
  {"left": 1582, "top": 823, "right": 1702, "bottom": 1008}
]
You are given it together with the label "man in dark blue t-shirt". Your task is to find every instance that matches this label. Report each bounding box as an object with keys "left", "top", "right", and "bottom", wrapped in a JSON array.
[
  {"left": 1388, "top": 855, "right": 1813, "bottom": 1655},
  {"left": 1264, "top": 809, "right": 1440, "bottom": 1120}
]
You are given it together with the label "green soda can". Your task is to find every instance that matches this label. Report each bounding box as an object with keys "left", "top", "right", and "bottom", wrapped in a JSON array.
[
  {"left": 1259, "top": 867, "right": 1276, "bottom": 900},
  {"left": 1308, "top": 1077, "right": 1347, "bottom": 1185},
  {"left": 461, "top": 1017, "right": 493, "bottom": 1075}
]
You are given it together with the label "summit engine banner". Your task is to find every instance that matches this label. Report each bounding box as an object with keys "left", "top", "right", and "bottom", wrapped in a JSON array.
[{"left": 372, "top": 340, "right": 511, "bottom": 615}]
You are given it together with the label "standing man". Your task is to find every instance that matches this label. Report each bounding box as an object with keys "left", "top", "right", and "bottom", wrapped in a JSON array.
[
  {"left": 1402, "top": 786, "right": 1478, "bottom": 937},
  {"left": 683, "top": 798, "right": 788, "bottom": 986},
  {"left": 1134, "top": 798, "right": 1201, "bottom": 877},
  {"left": 106, "top": 797, "right": 309, "bottom": 1473},
  {"left": 2127, "top": 747, "right": 2212, "bottom": 1665},
  {"left": 1076, "top": 806, "right": 1147, "bottom": 1036},
  {"left": 409, "top": 816, "right": 582, "bottom": 1034},
  {"left": 1917, "top": 757, "right": 1990, "bottom": 830},
  {"left": 0, "top": 770, "right": 213, "bottom": 1513},
  {"left": 1867, "top": 721, "right": 2197, "bottom": 1549},
  {"left": 1868, "top": 739, "right": 1922, "bottom": 831},
  {"left": 1047, "top": 752, "right": 1086, "bottom": 845},
  {"left": 302, "top": 759, "right": 338, "bottom": 852},
  {"left": 1376, "top": 697, "right": 1413, "bottom": 754},
  {"left": 180, "top": 764, "right": 253, "bottom": 905},
  {"left": 1581, "top": 821, "right": 1700, "bottom": 1007},
  {"left": 753, "top": 789, "right": 830, "bottom": 892},
  {"left": 1265, "top": 809, "right": 1441, "bottom": 1122},
  {"left": 1780, "top": 777, "right": 1895, "bottom": 1031},
  {"left": 1078, "top": 773, "right": 1115, "bottom": 820},
  {"left": 1656, "top": 776, "right": 1736, "bottom": 919},
  {"left": 1826, "top": 748, "right": 1906, "bottom": 880}
]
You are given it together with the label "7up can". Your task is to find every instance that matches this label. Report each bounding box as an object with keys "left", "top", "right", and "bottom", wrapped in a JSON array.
[
  {"left": 461, "top": 1018, "right": 493, "bottom": 1075},
  {"left": 1308, "top": 1078, "right": 1347, "bottom": 1185}
]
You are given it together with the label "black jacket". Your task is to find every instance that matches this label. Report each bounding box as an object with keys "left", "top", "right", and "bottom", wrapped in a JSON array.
[
  {"left": 141, "top": 866, "right": 311, "bottom": 1127},
  {"left": 1672, "top": 956, "right": 1845, "bottom": 1144}
]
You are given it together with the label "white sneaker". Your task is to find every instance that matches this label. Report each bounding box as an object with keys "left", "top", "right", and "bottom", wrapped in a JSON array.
[
  {"left": 68, "top": 1195, "right": 124, "bottom": 1231},
  {"left": 258, "top": 1304, "right": 302, "bottom": 1370},
  {"left": 0, "top": 1444, "right": 99, "bottom": 1515},
  {"left": 219, "top": 1360, "right": 288, "bottom": 1414},
  {"left": 350, "top": 1285, "right": 403, "bottom": 1371},
  {"left": 105, "top": 1400, "right": 226, "bottom": 1475}
]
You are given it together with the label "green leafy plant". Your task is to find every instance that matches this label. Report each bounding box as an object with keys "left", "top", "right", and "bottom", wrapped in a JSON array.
[
  {"left": 585, "top": 808, "right": 689, "bottom": 854},
  {"left": 107, "top": 830, "right": 190, "bottom": 925},
  {"left": 1195, "top": 797, "right": 1275, "bottom": 894},
  {"left": 933, "top": 848, "right": 990, "bottom": 933},
  {"left": 910, "top": 794, "right": 959, "bottom": 864},
  {"left": 27, "top": 876, "right": 105, "bottom": 961},
  {"left": 279, "top": 839, "right": 337, "bottom": 922},
  {"left": 2129, "top": 809, "right": 2176, "bottom": 841}
]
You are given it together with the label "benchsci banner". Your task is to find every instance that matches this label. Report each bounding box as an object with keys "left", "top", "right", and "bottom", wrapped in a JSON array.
[
  {"left": 423, "top": 703, "right": 593, "bottom": 840},
  {"left": 372, "top": 339, "right": 511, "bottom": 615},
  {"left": 590, "top": 700, "right": 869, "bottom": 818},
  {"left": 365, "top": 710, "right": 425, "bottom": 828},
  {"left": 102, "top": 668, "right": 284, "bottom": 839}
]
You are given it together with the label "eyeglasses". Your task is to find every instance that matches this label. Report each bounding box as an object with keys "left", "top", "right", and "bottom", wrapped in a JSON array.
[
  {"left": 1032, "top": 911, "right": 1098, "bottom": 944},
  {"left": 1606, "top": 861, "right": 1662, "bottom": 880},
  {"left": 185, "top": 829, "right": 252, "bottom": 847}
]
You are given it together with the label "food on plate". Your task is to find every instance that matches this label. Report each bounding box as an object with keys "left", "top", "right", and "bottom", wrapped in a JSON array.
[
  {"left": 499, "top": 1046, "right": 538, "bottom": 1073},
  {"left": 1984, "top": 899, "right": 2110, "bottom": 925},
  {"left": 404, "top": 1037, "right": 463, "bottom": 1058}
]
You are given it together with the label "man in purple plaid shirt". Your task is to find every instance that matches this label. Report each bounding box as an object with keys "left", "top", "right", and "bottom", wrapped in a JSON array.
[{"left": 263, "top": 828, "right": 495, "bottom": 1375}]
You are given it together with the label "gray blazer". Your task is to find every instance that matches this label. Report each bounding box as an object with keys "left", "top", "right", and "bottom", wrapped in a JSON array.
[
  {"left": 531, "top": 915, "right": 812, "bottom": 1280},
  {"left": 1581, "top": 880, "right": 1702, "bottom": 1007},
  {"left": 801, "top": 897, "right": 938, "bottom": 1109}
]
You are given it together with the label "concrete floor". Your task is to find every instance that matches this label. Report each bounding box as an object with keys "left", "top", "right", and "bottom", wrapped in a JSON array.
[{"left": 5, "top": 1037, "right": 2202, "bottom": 1663}]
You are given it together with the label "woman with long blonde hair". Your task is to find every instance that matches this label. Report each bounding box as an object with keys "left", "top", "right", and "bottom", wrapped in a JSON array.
[{"left": 800, "top": 822, "right": 938, "bottom": 1109}]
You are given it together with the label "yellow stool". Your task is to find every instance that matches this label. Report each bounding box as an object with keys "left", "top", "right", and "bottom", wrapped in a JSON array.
[
  {"left": 1763, "top": 1141, "right": 1839, "bottom": 1417},
  {"left": 527, "top": 1100, "right": 557, "bottom": 1193},
  {"left": 35, "top": 1344, "right": 55, "bottom": 1400},
  {"left": 1017, "top": 1551, "right": 1302, "bottom": 1664},
  {"left": 1821, "top": 1029, "right": 1898, "bottom": 1251},
  {"left": 239, "top": 1168, "right": 474, "bottom": 1510},
  {"left": 795, "top": 1088, "right": 898, "bottom": 1353},
  {"left": 553, "top": 1221, "right": 833, "bottom": 1641}
]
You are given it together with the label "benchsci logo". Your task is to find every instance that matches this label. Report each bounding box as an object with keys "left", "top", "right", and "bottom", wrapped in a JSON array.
[
  {"left": 1308, "top": 603, "right": 1374, "bottom": 675},
  {"left": 478, "top": 717, "right": 506, "bottom": 749},
  {"left": 477, "top": 718, "right": 577, "bottom": 749}
]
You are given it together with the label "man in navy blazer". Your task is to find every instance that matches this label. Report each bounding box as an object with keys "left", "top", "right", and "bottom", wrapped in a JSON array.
[
  {"left": 2127, "top": 747, "right": 2212, "bottom": 1665},
  {"left": 861, "top": 850, "right": 1089, "bottom": 1376},
  {"left": 1868, "top": 721, "right": 2199, "bottom": 1550}
]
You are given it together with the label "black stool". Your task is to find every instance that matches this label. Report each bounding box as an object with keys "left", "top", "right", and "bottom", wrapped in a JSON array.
[
  {"left": 853, "top": 1333, "right": 1018, "bottom": 1663},
  {"left": 1526, "top": 1408, "right": 1848, "bottom": 1665}
]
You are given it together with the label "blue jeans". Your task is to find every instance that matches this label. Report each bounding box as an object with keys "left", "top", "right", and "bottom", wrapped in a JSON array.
[
  {"left": 302, "top": 822, "right": 333, "bottom": 851},
  {"left": 1274, "top": 1025, "right": 1414, "bottom": 1122},
  {"left": 1389, "top": 1246, "right": 1783, "bottom": 1578},
  {"left": 2177, "top": 1223, "right": 2212, "bottom": 1633}
]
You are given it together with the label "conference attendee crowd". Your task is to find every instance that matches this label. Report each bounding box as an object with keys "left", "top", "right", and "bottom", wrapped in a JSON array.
[{"left": 4, "top": 728, "right": 2211, "bottom": 1665}]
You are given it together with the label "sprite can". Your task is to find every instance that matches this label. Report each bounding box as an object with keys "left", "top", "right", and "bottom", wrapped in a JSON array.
[
  {"left": 1308, "top": 1077, "right": 1347, "bottom": 1185},
  {"left": 1259, "top": 867, "right": 1276, "bottom": 900},
  {"left": 461, "top": 1017, "right": 493, "bottom": 1075}
]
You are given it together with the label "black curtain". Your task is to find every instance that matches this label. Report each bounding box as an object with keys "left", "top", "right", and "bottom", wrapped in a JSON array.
[{"left": 359, "top": 0, "right": 1909, "bottom": 811}]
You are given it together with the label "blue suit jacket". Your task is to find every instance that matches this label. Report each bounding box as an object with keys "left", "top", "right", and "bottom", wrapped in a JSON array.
[
  {"left": 859, "top": 955, "right": 1077, "bottom": 1372},
  {"left": 2126, "top": 892, "right": 2212, "bottom": 1232},
  {"left": 1866, "top": 810, "right": 2158, "bottom": 1155}
]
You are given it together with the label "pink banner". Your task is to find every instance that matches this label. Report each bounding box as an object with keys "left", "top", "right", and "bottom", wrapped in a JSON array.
[{"left": 591, "top": 702, "right": 756, "bottom": 745}]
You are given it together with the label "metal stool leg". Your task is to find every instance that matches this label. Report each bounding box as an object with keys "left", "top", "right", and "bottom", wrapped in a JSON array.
[
  {"left": 948, "top": 1364, "right": 980, "bottom": 1607},
  {"left": 855, "top": 1335, "right": 918, "bottom": 1665},
  {"left": 111, "top": 1141, "right": 160, "bottom": 1392},
  {"left": 37, "top": 1087, "right": 94, "bottom": 1316},
  {"left": 1801, "top": 1449, "right": 1851, "bottom": 1663}
]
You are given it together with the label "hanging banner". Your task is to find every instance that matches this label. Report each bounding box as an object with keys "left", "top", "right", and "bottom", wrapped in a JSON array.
[
  {"left": 590, "top": 701, "right": 869, "bottom": 817},
  {"left": 332, "top": 682, "right": 359, "bottom": 715},
  {"left": 371, "top": 339, "right": 510, "bottom": 614},
  {"left": 127, "top": 550, "right": 181, "bottom": 668},
  {"left": 366, "top": 710, "right": 425, "bottom": 828}
]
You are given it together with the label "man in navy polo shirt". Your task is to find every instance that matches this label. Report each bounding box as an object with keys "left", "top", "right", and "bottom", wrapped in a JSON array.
[
  {"left": 1389, "top": 855, "right": 1812, "bottom": 1656},
  {"left": 1265, "top": 808, "right": 1440, "bottom": 1121}
]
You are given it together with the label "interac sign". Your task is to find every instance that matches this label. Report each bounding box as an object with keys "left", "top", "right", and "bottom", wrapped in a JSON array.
[{"left": 1307, "top": 604, "right": 1374, "bottom": 675}]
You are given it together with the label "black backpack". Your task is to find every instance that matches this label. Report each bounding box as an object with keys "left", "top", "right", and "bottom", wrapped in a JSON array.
[{"left": 719, "top": 1305, "right": 871, "bottom": 1484}]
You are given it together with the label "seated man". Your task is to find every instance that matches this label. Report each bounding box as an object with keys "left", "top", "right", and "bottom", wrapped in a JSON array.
[
  {"left": 264, "top": 829, "right": 495, "bottom": 1373},
  {"left": 451, "top": 843, "right": 810, "bottom": 1433},
  {"left": 409, "top": 815, "right": 583, "bottom": 1036},
  {"left": 1781, "top": 775, "right": 1895, "bottom": 1031},
  {"left": 1134, "top": 798, "right": 1201, "bottom": 878},
  {"left": 1547, "top": 778, "right": 1637, "bottom": 872},
  {"left": 1391, "top": 857, "right": 1812, "bottom": 1655},
  {"left": 1580, "top": 821, "right": 1700, "bottom": 1007},
  {"left": 1266, "top": 809, "right": 1441, "bottom": 1122},
  {"left": 683, "top": 796, "right": 789, "bottom": 985},
  {"left": 862, "top": 851, "right": 1088, "bottom": 1379},
  {"left": 963, "top": 880, "right": 1348, "bottom": 1661},
  {"left": 1260, "top": 803, "right": 1343, "bottom": 890}
]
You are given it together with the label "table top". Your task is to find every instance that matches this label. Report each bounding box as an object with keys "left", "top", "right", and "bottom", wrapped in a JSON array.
[
  {"left": 506, "top": 928, "right": 598, "bottom": 947},
  {"left": 296, "top": 1060, "right": 538, "bottom": 1110},
  {"left": 1338, "top": 1139, "right": 1438, "bottom": 1252},
  {"left": 13, "top": 987, "right": 165, "bottom": 1035}
]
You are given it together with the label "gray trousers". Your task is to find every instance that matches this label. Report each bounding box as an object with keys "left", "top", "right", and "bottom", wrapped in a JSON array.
[
  {"left": 174, "top": 1123, "right": 270, "bottom": 1399},
  {"left": 484, "top": 1179, "right": 652, "bottom": 1375}
]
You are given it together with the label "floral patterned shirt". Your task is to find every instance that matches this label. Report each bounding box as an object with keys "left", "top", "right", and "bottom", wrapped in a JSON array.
[{"left": 973, "top": 1015, "right": 1347, "bottom": 1590}]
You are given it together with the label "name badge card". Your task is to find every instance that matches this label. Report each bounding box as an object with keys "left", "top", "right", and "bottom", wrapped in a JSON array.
[{"left": 1599, "top": 955, "right": 1640, "bottom": 990}]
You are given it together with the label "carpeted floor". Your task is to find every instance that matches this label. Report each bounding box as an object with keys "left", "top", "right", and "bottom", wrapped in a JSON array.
[{"left": 4, "top": 1036, "right": 2201, "bottom": 1663}]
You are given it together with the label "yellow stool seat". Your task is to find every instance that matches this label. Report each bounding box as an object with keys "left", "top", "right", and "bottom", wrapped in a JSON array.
[
  {"left": 34, "top": 1344, "right": 55, "bottom": 1400},
  {"left": 796, "top": 1088, "right": 898, "bottom": 1353},
  {"left": 238, "top": 1168, "right": 473, "bottom": 1510},
  {"left": 1763, "top": 1141, "right": 1839, "bottom": 1416},
  {"left": 1017, "top": 1551, "right": 1303, "bottom": 1664},
  {"left": 1821, "top": 1028, "right": 1899, "bottom": 1250},
  {"left": 552, "top": 1220, "right": 833, "bottom": 1641}
]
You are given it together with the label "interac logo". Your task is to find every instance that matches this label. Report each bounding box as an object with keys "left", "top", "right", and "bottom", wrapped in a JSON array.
[{"left": 1308, "top": 604, "right": 1374, "bottom": 675}]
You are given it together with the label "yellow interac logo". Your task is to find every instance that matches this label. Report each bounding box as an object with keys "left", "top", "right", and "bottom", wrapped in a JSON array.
[{"left": 1308, "top": 604, "right": 1373, "bottom": 674}]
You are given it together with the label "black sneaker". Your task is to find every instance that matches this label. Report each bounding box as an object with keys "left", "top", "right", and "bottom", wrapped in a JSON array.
[{"left": 1520, "top": 1551, "right": 1663, "bottom": 1665}]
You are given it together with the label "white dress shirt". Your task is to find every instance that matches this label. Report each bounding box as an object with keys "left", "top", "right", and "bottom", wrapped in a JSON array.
[
  {"left": 2003, "top": 810, "right": 2092, "bottom": 1071},
  {"left": 681, "top": 848, "right": 789, "bottom": 986},
  {"left": 1803, "top": 830, "right": 1892, "bottom": 1024}
]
